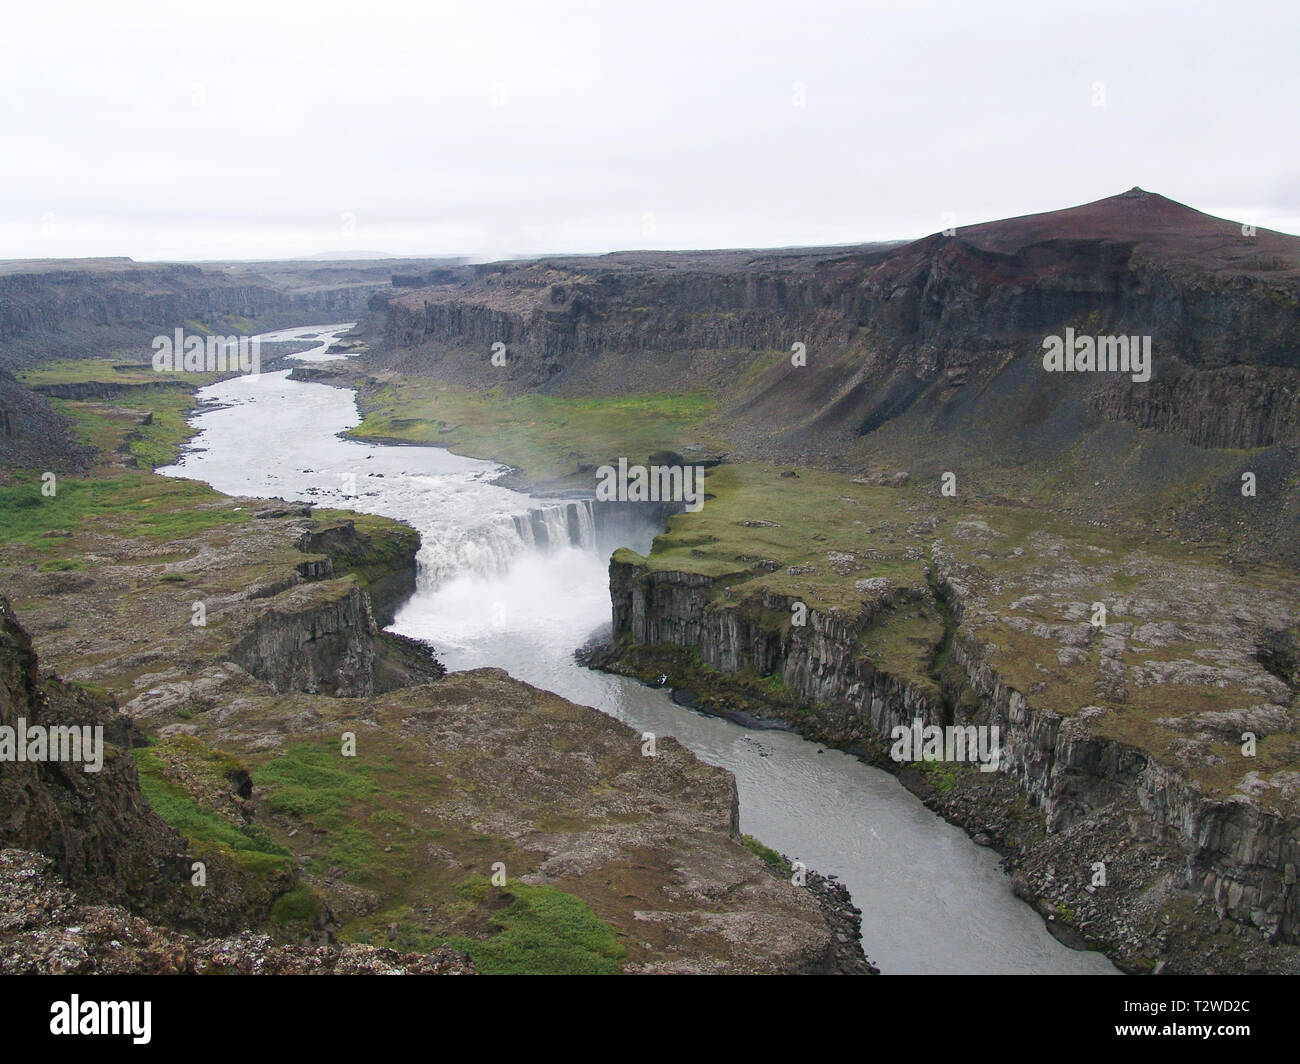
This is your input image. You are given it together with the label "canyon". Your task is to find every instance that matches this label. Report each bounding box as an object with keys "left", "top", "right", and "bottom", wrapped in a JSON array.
[
  {"left": 1, "top": 188, "right": 1297, "bottom": 974},
  {"left": 0, "top": 335, "right": 867, "bottom": 975},
  {"left": 340, "top": 189, "right": 1300, "bottom": 972}
]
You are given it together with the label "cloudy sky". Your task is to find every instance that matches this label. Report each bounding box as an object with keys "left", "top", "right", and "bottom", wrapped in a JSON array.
[{"left": 2, "top": 0, "right": 1296, "bottom": 261}]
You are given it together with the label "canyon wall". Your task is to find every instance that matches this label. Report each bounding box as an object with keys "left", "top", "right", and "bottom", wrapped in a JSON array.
[
  {"left": 0, "top": 260, "right": 386, "bottom": 367},
  {"left": 367, "top": 191, "right": 1300, "bottom": 455},
  {"left": 606, "top": 552, "right": 1300, "bottom": 965},
  {"left": 0, "top": 595, "right": 188, "bottom": 913}
]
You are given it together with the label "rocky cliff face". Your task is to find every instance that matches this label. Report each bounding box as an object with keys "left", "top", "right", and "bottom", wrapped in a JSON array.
[
  {"left": 609, "top": 555, "right": 952, "bottom": 746},
  {"left": 367, "top": 190, "right": 1300, "bottom": 450},
  {"left": 229, "top": 581, "right": 380, "bottom": 698},
  {"left": 946, "top": 629, "right": 1300, "bottom": 947},
  {"left": 1089, "top": 364, "right": 1300, "bottom": 449},
  {"left": 366, "top": 247, "right": 883, "bottom": 396},
  {"left": 0, "top": 596, "right": 187, "bottom": 914},
  {"left": 223, "top": 514, "right": 436, "bottom": 698},
  {"left": 0, "top": 370, "right": 95, "bottom": 482},
  {"left": 603, "top": 548, "right": 1300, "bottom": 970}
]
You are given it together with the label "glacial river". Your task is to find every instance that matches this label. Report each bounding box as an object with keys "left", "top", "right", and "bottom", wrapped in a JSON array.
[{"left": 160, "top": 323, "right": 1117, "bottom": 975}]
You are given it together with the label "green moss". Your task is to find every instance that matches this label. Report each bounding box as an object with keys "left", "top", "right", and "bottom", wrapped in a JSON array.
[
  {"left": 0, "top": 473, "right": 244, "bottom": 549},
  {"left": 36, "top": 558, "right": 84, "bottom": 572},
  {"left": 43, "top": 384, "right": 209, "bottom": 470},
  {"left": 18, "top": 358, "right": 210, "bottom": 388},
  {"left": 351, "top": 380, "right": 719, "bottom": 485},
  {"left": 64, "top": 679, "right": 114, "bottom": 701},
  {"left": 269, "top": 884, "right": 323, "bottom": 932},
  {"left": 126, "top": 392, "right": 199, "bottom": 469},
  {"left": 445, "top": 877, "right": 626, "bottom": 975},
  {"left": 914, "top": 758, "right": 961, "bottom": 794},
  {"left": 132, "top": 745, "right": 290, "bottom": 866},
  {"left": 629, "top": 463, "right": 924, "bottom": 610},
  {"left": 742, "top": 834, "right": 791, "bottom": 875},
  {"left": 256, "top": 743, "right": 381, "bottom": 826}
]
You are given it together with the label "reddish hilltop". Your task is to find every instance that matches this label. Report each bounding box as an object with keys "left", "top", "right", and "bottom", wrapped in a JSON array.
[
  {"left": 969, "top": 187, "right": 1291, "bottom": 252},
  {"left": 867, "top": 188, "right": 1300, "bottom": 292}
]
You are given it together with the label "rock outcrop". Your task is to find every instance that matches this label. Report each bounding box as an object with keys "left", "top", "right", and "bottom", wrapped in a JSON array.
[
  {"left": 228, "top": 580, "right": 380, "bottom": 697},
  {"left": 0, "top": 370, "right": 95, "bottom": 482},
  {"left": 0, "top": 849, "right": 475, "bottom": 975},
  {"left": 0, "top": 595, "right": 189, "bottom": 917},
  {"left": 0, "top": 596, "right": 293, "bottom": 937}
]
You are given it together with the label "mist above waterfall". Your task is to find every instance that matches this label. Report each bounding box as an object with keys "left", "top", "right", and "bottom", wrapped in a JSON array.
[
  {"left": 398, "top": 546, "right": 612, "bottom": 670},
  {"left": 417, "top": 499, "right": 598, "bottom": 590}
]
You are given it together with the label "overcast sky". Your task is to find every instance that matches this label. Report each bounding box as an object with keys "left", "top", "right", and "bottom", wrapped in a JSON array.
[{"left": 2, "top": 0, "right": 1297, "bottom": 261}]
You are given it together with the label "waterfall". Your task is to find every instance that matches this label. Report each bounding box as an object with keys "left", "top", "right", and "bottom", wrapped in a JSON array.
[
  {"left": 416, "top": 498, "right": 597, "bottom": 590},
  {"left": 570, "top": 499, "right": 595, "bottom": 549}
]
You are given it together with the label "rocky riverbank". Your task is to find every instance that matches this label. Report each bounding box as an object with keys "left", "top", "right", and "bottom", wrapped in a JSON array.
[{"left": 804, "top": 868, "right": 877, "bottom": 975}]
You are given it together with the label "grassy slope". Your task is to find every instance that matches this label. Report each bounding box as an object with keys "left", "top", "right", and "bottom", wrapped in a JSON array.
[
  {"left": 245, "top": 733, "right": 626, "bottom": 974},
  {"left": 352, "top": 377, "right": 722, "bottom": 486}
]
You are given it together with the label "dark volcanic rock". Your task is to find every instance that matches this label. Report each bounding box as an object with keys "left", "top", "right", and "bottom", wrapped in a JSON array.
[
  {"left": 0, "top": 595, "right": 188, "bottom": 916},
  {"left": 0, "top": 369, "right": 95, "bottom": 481}
]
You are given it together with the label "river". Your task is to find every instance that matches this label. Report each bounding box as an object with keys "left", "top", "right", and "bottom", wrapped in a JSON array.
[{"left": 159, "top": 322, "right": 1117, "bottom": 975}]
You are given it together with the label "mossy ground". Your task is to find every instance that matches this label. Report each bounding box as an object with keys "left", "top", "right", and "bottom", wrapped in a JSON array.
[
  {"left": 187, "top": 695, "right": 749, "bottom": 973},
  {"left": 0, "top": 472, "right": 246, "bottom": 552},
  {"left": 444, "top": 877, "right": 626, "bottom": 974},
  {"left": 17, "top": 358, "right": 223, "bottom": 389},
  {"left": 742, "top": 834, "right": 793, "bottom": 876},
  {"left": 352, "top": 377, "right": 722, "bottom": 486},
  {"left": 132, "top": 741, "right": 290, "bottom": 875}
]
